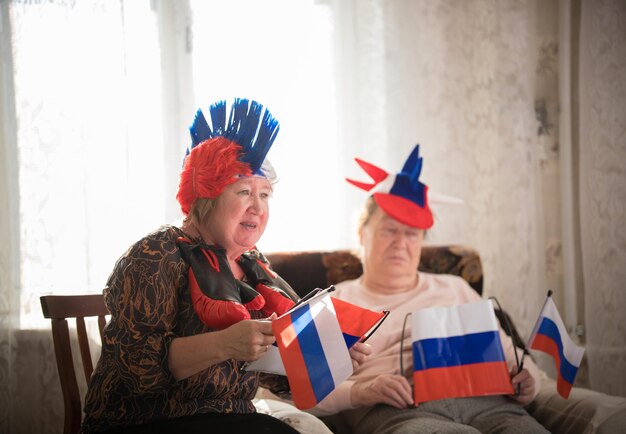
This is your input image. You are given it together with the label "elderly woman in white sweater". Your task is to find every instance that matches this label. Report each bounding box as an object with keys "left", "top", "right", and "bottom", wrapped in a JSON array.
[{"left": 312, "top": 145, "right": 548, "bottom": 434}]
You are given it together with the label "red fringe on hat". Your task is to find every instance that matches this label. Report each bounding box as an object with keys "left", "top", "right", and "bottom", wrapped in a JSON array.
[{"left": 176, "top": 137, "right": 252, "bottom": 215}]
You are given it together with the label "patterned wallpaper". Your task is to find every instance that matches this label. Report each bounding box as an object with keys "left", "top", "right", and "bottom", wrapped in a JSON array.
[
  {"left": 579, "top": 0, "right": 626, "bottom": 397},
  {"left": 374, "top": 0, "right": 546, "bottom": 343},
  {"left": 340, "top": 0, "right": 626, "bottom": 396}
]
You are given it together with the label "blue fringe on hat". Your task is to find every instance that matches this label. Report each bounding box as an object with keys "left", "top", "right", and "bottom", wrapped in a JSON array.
[
  {"left": 187, "top": 98, "right": 280, "bottom": 175},
  {"left": 389, "top": 144, "right": 427, "bottom": 208}
]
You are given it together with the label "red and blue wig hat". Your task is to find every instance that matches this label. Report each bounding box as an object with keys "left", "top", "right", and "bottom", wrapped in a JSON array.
[
  {"left": 347, "top": 144, "right": 434, "bottom": 229},
  {"left": 176, "top": 98, "right": 279, "bottom": 215}
]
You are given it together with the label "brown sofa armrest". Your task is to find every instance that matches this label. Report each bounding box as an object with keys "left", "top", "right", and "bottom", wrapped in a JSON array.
[
  {"left": 418, "top": 245, "right": 483, "bottom": 295},
  {"left": 264, "top": 251, "right": 333, "bottom": 297}
]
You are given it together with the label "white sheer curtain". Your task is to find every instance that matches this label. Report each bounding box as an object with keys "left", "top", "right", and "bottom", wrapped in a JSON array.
[
  {"left": 11, "top": 1, "right": 166, "bottom": 329},
  {"left": 577, "top": 0, "right": 626, "bottom": 397},
  {"left": 187, "top": 0, "right": 346, "bottom": 253},
  {"left": 2, "top": 1, "right": 166, "bottom": 432}
]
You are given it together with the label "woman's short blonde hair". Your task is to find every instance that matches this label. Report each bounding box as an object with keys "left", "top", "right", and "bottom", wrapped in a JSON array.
[
  {"left": 358, "top": 196, "right": 379, "bottom": 233},
  {"left": 187, "top": 197, "right": 218, "bottom": 228},
  {"left": 357, "top": 195, "right": 428, "bottom": 239}
]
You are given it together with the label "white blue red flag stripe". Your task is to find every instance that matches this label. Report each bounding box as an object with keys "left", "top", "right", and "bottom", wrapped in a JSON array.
[
  {"left": 527, "top": 295, "right": 584, "bottom": 399},
  {"left": 273, "top": 293, "right": 353, "bottom": 409},
  {"left": 411, "top": 300, "right": 513, "bottom": 403}
]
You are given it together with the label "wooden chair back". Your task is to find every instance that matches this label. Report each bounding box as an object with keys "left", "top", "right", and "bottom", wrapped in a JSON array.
[{"left": 40, "top": 294, "right": 109, "bottom": 434}]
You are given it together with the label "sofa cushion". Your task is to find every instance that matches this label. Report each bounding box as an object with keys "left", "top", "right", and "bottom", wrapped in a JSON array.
[{"left": 265, "top": 245, "right": 483, "bottom": 298}]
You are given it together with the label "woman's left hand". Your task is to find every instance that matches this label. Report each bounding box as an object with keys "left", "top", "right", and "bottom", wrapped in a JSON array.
[
  {"left": 349, "top": 342, "right": 372, "bottom": 370},
  {"left": 509, "top": 365, "right": 536, "bottom": 405},
  {"left": 217, "top": 312, "right": 279, "bottom": 362}
]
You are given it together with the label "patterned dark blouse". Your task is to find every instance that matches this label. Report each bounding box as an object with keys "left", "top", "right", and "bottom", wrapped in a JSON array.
[{"left": 81, "top": 225, "right": 290, "bottom": 434}]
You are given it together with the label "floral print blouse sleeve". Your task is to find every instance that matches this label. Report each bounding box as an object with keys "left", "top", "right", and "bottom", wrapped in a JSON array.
[{"left": 101, "top": 227, "right": 185, "bottom": 392}]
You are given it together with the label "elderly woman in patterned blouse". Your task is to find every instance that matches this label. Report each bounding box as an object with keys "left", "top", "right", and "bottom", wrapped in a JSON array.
[{"left": 81, "top": 99, "right": 369, "bottom": 434}]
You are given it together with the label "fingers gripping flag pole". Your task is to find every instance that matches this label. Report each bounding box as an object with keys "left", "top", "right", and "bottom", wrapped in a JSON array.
[
  {"left": 527, "top": 291, "right": 585, "bottom": 399},
  {"left": 411, "top": 300, "right": 513, "bottom": 403}
]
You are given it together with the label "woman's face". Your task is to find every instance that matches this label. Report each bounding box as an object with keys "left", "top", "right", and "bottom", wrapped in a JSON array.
[
  {"left": 204, "top": 177, "right": 272, "bottom": 257},
  {"left": 359, "top": 207, "right": 424, "bottom": 280}
]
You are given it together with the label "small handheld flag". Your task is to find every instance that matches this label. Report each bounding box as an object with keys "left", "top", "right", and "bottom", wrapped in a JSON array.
[
  {"left": 332, "top": 297, "right": 388, "bottom": 348},
  {"left": 411, "top": 300, "right": 513, "bottom": 403},
  {"left": 248, "top": 287, "right": 386, "bottom": 409},
  {"left": 272, "top": 292, "right": 352, "bottom": 409},
  {"left": 527, "top": 291, "right": 585, "bottom": 399}
]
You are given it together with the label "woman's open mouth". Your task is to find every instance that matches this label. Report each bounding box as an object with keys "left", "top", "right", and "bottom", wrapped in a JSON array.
[{"left": 241, "top": 222, "right": 257, "bottom": 230}]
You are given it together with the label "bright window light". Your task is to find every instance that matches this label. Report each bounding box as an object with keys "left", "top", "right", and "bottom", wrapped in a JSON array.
[
  {"left": 10, "top": 0, "right": 345, "bottom": 329},
  {"left": 189, "top": 0, "right": 345, "bottom": 253},
  {"left": 11, "top": 1, "right": 163, "bottom": 328}
]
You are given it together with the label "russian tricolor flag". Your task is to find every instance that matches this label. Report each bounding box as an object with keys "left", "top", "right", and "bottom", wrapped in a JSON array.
[
  {"left": 527, "top": 294, "right": 584, "bottom": 399},
  {"left": 332, "top": 297, "right": 387, "bottom": 349},
  {"left": 270, "top": 291, "right": 386, "bottom": 409},
  {"left": 411, "top": 300, "right": 514, "bottom": 403}
]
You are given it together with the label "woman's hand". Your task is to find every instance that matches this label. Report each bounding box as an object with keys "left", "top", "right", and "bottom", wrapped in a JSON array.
[
  {"left": 220, "top": 314, "right": 277, "bottom": 362},
  {"left": 168, "top": 314, "right": 277, "bottom": 380},
  {"left": 349, "top": 342, "right": 372, "bottom": 370},
  {"left": 509, "top": 365, "right": 536, "bottom": 406},
  {"left": 351, "top": 374, "right": 414, "bottom": 408}
]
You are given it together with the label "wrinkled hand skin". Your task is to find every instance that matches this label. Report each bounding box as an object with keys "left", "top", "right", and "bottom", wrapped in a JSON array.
[
  {"left": 219, "top": 315, "right": 276, "bottom": 362},
  {"left": 351, "top": 373, "right": 414, "bottom": 408},
  {"left": 510, "top": 365, "right": 536, "bottom": 406},
  {"left": 349, "top": 342, "right": 372, "bottom": 370}
]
